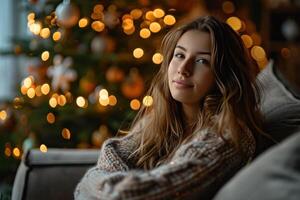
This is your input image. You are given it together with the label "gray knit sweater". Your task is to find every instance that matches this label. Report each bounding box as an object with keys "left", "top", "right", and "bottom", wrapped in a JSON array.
[{"left": 74, "top": 129, "right": 255, "bottom": 200}]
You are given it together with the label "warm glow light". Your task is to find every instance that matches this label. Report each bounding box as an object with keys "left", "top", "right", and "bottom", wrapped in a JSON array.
[
  {"left": 92, "top": 21, "right": 105, "bottom": 32},
  {"left": 130, "top": 99, "right": 141, "bottom": 110},
  {"left": 222, "top": 1, "right": 235, "bottom": 14},
  {"left": 30, "top": 22, "right": 42, "bottom": 35},
  {"left": 133, "top": 48, "right": 144, "bottom": 58},
  {"left": 153, "top": 8, "right": 165, "bottom": 18},
  {"left": 152, "top": 53, "right": 163, "bottom": 64},
  {"left": 143, "top": 95, "right": 153, "bottom": 107},
  {"left": 35, "top": 85, "right": 42, "bottom": 97},
  {"left": 99, "top": 98, "right": 109, "bottom": 106},
  {"left": 40, "top": 144, "right": 47, "bottom": 153},
  {"left": 21, "top": 86, "right": 28, "bottom": 95},
  {"left": 149, "top": 22, "right": 161, "bottom": 33},
  {"left": 257, "top": 57, "right": 268, "bottom": 70},
  {"left": 251, "top": 33, "right": 262, "bottom": 45},
  {"left": 52, "top": 31, "right": 61, "bottom": 41},
  {"left": 130, "top": 9, "right": 143, "bottom": 19},
  {"left": 27, "top": 88, "right": 36, "bottom": 98},
  {"left": 40, "top": 28, "right": 50, "bottom": 39},
  {"left": 13, "top": 147, "right": 21, "bottom": 158},
  {"left": 99, "top": 89, "right": 109, "bottom": 100},
  {"left": 41, "top": 84, "right": 50, "bottom": 95},
  {"left": 0, "top": 110, "right": 7, "bottom": 121},
  {"left": 41, "top": 51, "right": 50, "bottom": 61},
  {"left": 27, "top": 13, "right": 35, "bottom": 21},
  {"left": 251, "top": 46, "right": 266, "bottom": 61},
  {"left": 76, "top": 96, "right": 86, "bottom": 108},
  {"left": 57, "top": 95, "right": 67, "bottom": 106},
  {"left": 241, "top": 35, "right": 253, "bottom": 48},
  {"left": 49, "top": 97, "right": 58, "bottom": 108},
  {"left": 140, "top": 28, "right": 151, "bottom": 39},
  {"left": 124, "top": 26, "right": 135, "bottom": 35},
  {"left": 46, "top": 112, "right": 55, "bottom": 124},
  {"left": 145, "top": 11, "right": 155, "bottom": 21},
  {"left": 108, "top": 95, "right": 117, "bottom": 106},
  {"left": 164, "top": 15, "right": 176, "bottom": 25},
  {"left": 226, "top": 17, "right": 242, "bottom": 31},
  {"left": 94, "top": 4, "right": 104, "bottom": 13},
  {"left": 79, "top": 18, "right": 89, "bottom": 28},
  {"left": 4, "top": 147, "right": 11, "bottom": 157},
  {"left": 61, "top": 128, "right": 71, "bottom": 139},
  {"left": 23, "top": 77, "right": 33, "bottom": 88}
]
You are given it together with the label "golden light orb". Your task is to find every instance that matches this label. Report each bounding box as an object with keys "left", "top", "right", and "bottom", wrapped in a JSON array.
[
  {"left": 93, "top": 4, "right": 104, "bottom": 13},
  {"left": 99, "top": 98, "right": 109, "bottom": 106},
  {"left": 52, "top": 31, "right": 61, "bottom": 41},
  {"left": 222, "top": 1, "right": 235, "bottom": 14},
  {"left": 130, "top": 9, "right": 143, "bottom": 19},
  {"left": 49, "top": 97, "right": 58, "bottom": 108},
  {"left": 152, "top": 53, "right": 163, "bottom": 64},
  {"left": 251, "top": 46, "right": 266, "bottom": 62},
  {"left": 92, "top": 21, "right": 105, "bottom": 32},
  {"left": 21, "top": 86, "right": 28, "bottom": 95},
  {"left": 99, "top": 89, "right": 109, "bottom": 100},
  {"left": 140, "top": 28, "right": 151, "bottom": 39},
  {"left": 153, "top": 8, "right": 165, "bottom": 18},
  {"left": 130, "top": 99, "right": 141, "bottom": 110},
  {"left": 40, "top": 28, "right": 50, "bottom": 39},
  {"left": 41, "top": 51, "right": 50, "bottom": 61},
  {"left": 163, "top": 15, "right": 176, "bottom": 25},
  {"left": 27, "top": 12, "right": 35, "bottom": 21},
  {"left": 13, "top": 147, "right": 21, "bottom": 158},
  {"left": 35, "top": 85, "right": 42, "bottom": 97},
  {"left": 78, "top": 18, "right": 89, "bottom": 28},
  {"left": 41, "top": 83, "right": 50, "bottom": 95},
  {"left": 76, "top": 96, "right": 86, "bottom": 108},
  {"left": 40, "top": 144, "right": 47, "bottom": 153},
  {"left": 149, "top": 22, "right": 161, "bottom": 33},
  {"left": 61, "top": 128, "right": 71, "bottom": 140},
  {"left": 23, "top": 76, "right": 34, "bottom": 88},
  {"left": 133, "top": 48, "right": 144, "bottom": 58},
  {"left": 145, "top": 11, "right": 155, "bottom": 21},
  {"left": 46, "top": 112, "right": 55, "bottom": 124},
  {"left": 108, "top": 95, "right": 117, "bottom": 106},
  {"left": 57, "top": 95, "right": 67, "bottom": 106},
  {"left": 27, "top": 88, "right": 36, "bottom": 98},
  {"left": 143, "top": 95, "right": 153, "bottom": 107},
  {"left": 226, "top": 16, "right": 242, "bottom": 31},
  {"left": 0, "top": 110, "right": 7, "bottom": 121},
  {"left": 241, "top": 34, "right": 253, "bottom": 49}
]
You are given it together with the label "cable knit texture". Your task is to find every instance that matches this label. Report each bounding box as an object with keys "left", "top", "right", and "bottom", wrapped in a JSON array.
[{"left": 74, "top": 129, "right": 255, "bottom": 200}]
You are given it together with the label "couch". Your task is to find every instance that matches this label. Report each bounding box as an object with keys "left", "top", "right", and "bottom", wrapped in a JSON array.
[{"left": 11, "top": 60, "right": 300, "bottom": 200}]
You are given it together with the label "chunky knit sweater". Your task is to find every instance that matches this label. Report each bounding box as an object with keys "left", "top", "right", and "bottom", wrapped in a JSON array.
[{"left": 74, "top": 128, "right": 255, "bottom": 200}]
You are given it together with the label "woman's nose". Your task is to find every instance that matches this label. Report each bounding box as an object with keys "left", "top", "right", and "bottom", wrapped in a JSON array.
[{"left": 177, "top": 59, "right": 192, "bottom": 77}]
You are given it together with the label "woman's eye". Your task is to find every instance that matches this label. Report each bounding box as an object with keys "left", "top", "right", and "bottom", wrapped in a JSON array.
[
  {"left": 174, "top": 53, "right": 184, "bottom": 59},
  {"left": 196, "top": 58, "right": 209, "bottom": 64}
]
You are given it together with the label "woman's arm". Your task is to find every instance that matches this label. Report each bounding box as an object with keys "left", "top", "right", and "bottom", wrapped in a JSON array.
[{"left": 75, "top": 129, "right": 255, "bottom": 200}]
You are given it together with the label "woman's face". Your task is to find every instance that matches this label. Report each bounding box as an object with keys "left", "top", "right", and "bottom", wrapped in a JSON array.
[{"left": 168, "top": 30, "right": 215, "bottom": 107}]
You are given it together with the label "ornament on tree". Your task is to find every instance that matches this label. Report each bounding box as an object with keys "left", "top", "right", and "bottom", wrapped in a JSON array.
[
  {"left": 55, "top": 0, "right": 80, "bottom": 28},
  {"left": 91, "top": 36, "right": 107, "bottom": 54},
  {"left": 47, "top": 55, "right": 77, "bottom": 92},
  {"left": 92, "top": 124, "right": 111, "bottom": 147},
  {"left": 121, "top": 68, "right": 144, "bottom": 99},
  {"left": 106, "top": 66, "right": 125, "bottom": 83}
]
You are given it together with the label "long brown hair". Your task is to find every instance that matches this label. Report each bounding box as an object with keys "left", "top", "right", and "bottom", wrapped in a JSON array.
[{"left": 129, "top": 16, "right": 263, "bottom": 170}]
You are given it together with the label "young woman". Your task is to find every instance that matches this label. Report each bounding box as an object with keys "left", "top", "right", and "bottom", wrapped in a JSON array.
[{"left": 75, "top": 15, "right": 263, "bottom": 200}]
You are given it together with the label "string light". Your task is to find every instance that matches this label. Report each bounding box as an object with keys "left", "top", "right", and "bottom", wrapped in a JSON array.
[
  {"left": 133, "top": 48, "right": 144, "bottom": 58},
  {"left": 27, "top": 12, "right": 35, "bottom": 21},
  {"left": 0, "top": 110, "right": 7, "bottom": 121},
  {"left": 46, "top": 112, "right": 55, "bottom": 124},
  {"left": 13, "top": 147, "right": 21, "bottom": 158},
  {"left": 163, "top": 15, "right": 176, "bottom": 25},
  {"left": 93, "top": 4, "right": 104, "bottom": 13},
  {"left": 40, "top": 28, "right": 50, "bottom": 39},
  {"left": 130, "top": 9, "right": 143, "bottom": 19},
  {"left": 99, "top": 89, "right": 109, "bottom": 100},
  {"left": 251, "top": 46, "right": 266, "bottom": 61},
  {"left": 40, "top": 144, "right": 47, "bottom": 153},
  {"left": 152, "top": 53, "right": 163, "bottom": 64},
  {"left": 140, "top": 28, "right": 151, "bottom": 39},
  {"left": 57, "top": 95, "right": 67, "bottom": 106},
  {"left": 76, "top": 96, "right": 87, "bottom": 108},
  {"left": 92, "top": 21, "right": 105, "bottom": 32},
  {"left": 21, "top": 86, "right": 28, "bottom": 95},
  {"left": 61, "top": 128, "right": 71, "bottom": 140},
  {"left": 143, "top": 95, "right": 153, "bottom": 107},
  {"left": 153, "top": 8, "right": 165, "bottom": 18},
  {"left": 41, "top": 51, "right": 50, "bottom": 61},
  {"left": 226, "top": 16, "right": 242, "bottom": 31},
  {"left": 130, "top": 99, "right": 141, "bottom": 110},
  {"left": 145, "top": 11, "right": 155, "bottom": 21},
  {"left": 4, "top": 146, "right": 11, "bottom": 157},
  {"left": 52, "top": 31, "right": 61, "bottom": 41},
  {"left": 41, "top": 84, "right": 50, "bottom": 95},
  {"left": 30, "top": 22, "right": 42, "bottom": 35},
  {"left": 27, "top": 88, "right": 36, "bottom": 98},
  {"left": 108, "top": 95, "right": 117, "bottom": 106},
  {"left": 49, "top": 97, "right": 58, "bottom": 108},
  {"left": 78, "top": 18, "right": 89, "bottom": 28},
  {"left": 35, "top": 85, "right": 42, "bottom": 97},
  {"left": 241, "top": 34, "right": 253, "bottom": 48},
  {"left": 149, "top": 22, "right": 161, "bottom": 33},
  {"left": 23, "top": 76, "right": 34, "bottom": 88}
]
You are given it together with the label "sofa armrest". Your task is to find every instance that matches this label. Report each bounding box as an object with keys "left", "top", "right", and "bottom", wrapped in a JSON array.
[{"left": 12, "top": 148, "right": 99, "bottom": 200}]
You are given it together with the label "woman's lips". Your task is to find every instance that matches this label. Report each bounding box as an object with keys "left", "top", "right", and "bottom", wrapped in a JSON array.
[{"left": 172, "top": 80, "right": 193, "bottom": 88}]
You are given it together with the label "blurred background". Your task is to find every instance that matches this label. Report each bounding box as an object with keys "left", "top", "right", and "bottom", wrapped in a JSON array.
[{"left": 0, "top": 0, "right": 299, "bottom": 198}]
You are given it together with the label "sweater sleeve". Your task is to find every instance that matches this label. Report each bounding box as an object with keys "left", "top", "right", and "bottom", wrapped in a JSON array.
[{"left": 75, "top": 129, "right": 255, "bottom": 200}]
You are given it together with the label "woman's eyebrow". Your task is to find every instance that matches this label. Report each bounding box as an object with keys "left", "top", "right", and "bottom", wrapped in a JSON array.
[{"left": 175, "top": 45, "right": 211, "bottom": 55}]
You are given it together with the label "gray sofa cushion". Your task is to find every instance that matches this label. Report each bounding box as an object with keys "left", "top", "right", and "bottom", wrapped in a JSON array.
[
  {"left": 12, "top": 149, "right": 99, "bottom": 200},
  {"left": 213, "top": 131, "right": 300, "bottom": 200},
  {"left": 256, "top": 60, "right": 300, "bottom": 154}
]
